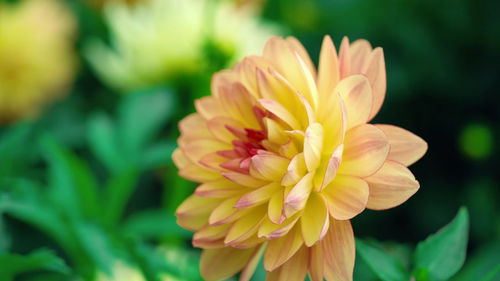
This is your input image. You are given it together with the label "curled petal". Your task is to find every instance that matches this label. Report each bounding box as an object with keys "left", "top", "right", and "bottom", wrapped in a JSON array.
[
  {"left": 365, "top": 160, "right": 420, "bottom": 210},
  {"left": 322, "top": 220, "right": 355, "bottom": 281},
  {"left": 265, "top": 117, "right": 288, "bottom": 145},
  {"left": 376, "top": 124, "right": 428, "bottom": 166},
  {"left": 304, "top": 123, "right": 324, "bottom": 172},
  {"left": 264, "top": 225, "right": 304, "bottom": 271},
  {"left": 266, "top": 246, "right": 309, "bottom": 281},
  {"left": 286, "top": 36, "right": 317, "bottom": 79},
  {"left": 249, "top": 154, "right": 289, "bottom": 181},
  {"left": 259, "top": 99, "right": 301, "bottom": 129},
  {"left": 338, "top": 124, "right": 389, "bottom": 177},
  {"left": 258, "top": 212, "right": 301, "bottom": 239},
  {"left": 320, "top": 144, "right": 344, "bottom": 191},
  {"left": 281, "top": 153, "right": 307, "bottom": 187},
  {"left": 337, "top": 75, "right": 373, "bottom": 129},
  {"left": 225, "top": 206, "right": 266, "bottom": 246},
  {"left": 295, "top": 52, "right": 319, "bottom": 109},
  {"left": 300, "top": 192, "right": 329, "bottom": 247},
  {"left": 236, "top": 182, "right": 281, "bottom": 209},
  {"left": 323, "top": 175, "right": 369, "bottom": 220},
  {"left": 283, "top": 173, "right": 314, "bottom": 217},
  {"left": 362, "top": 47, "right": 386, "bottom": 120},
  {"left": 200, "top": 247, "right": 255, "bottom": 281}
]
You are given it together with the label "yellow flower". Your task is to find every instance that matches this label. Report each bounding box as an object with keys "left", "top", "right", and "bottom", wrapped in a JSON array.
[
  {"left": 0, "top": 0, "right": 76, "bottom": 123},
  {"left": 85, "top": 0, "right": 281, "bottom": 91},
  {"left": 173, "top": 36, "right": 427, "bottom": 281}
]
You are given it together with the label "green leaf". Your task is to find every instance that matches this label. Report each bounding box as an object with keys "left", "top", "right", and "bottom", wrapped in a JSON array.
[
  {"left": 121, "top": 210, "right": 191, "bottom": 240},
  {"left": 87, "top": 113, "right": 124, "bottom": 173},
  {"left": 0, "top": 249, "right": 70, "bottom": 279},
  {"left": 414, "top": 207, "right": 470, "bottom": 281},
  {"left": 355, "top": 238, "right": 410, "bottom": 281},
  {"left": 103, "top": 169, "right": 139, "bottom": 226},
  {"left": 140, "top": 141, "right": 176, "bottom": 170},
  {"left": 118, "top": 89, "right": 174, "bottom": 161}
]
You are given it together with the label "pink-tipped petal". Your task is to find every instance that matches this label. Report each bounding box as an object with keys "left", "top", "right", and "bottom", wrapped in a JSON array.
[
  {"left": 338, "top": 37, "right": 351, "bottom": 79},
  {"left": 281, "top": 153, "right": 307, "bottom": 187},
  {"left": 300, "top": 192, "right": 329, "bottom": 247},
  {"left": 207, "top": 117, "right": 245, "bottom": 143},
  {"left": 338, "top": 124, "right": 389, "bottom": 177},
  {"left": 235, "top": 182, "right": 281, "bottom": 209},
  {"left": 195, "top": 179, "right": 246, "bottom": 198},
  {"left": 375, "top": 124, "right": 428, "bottom": 166},
  {"left": 249, "top": 154, "right": 289, "bottom": 181},
  {"left": 200, "top": 247, "right": 256, "bottom": 281},
  {"left": 362, "top": 47, "right": 386, "bottom": 120},
  {"left": 264, "top": 225, "right": 304, "bottom": 271},
  {"left": 365, "top": 160, "right": 420, "bottom": 210},
  {"left": 258, "top": 99, "right": 301, "bottom": 129},
  {"left": 323, "top": 175, "right": 369, "bottom": 220},
  {"left": 283, "top": 173, "right": 314, "bottom": 217},
  {"left": 337, "top": 75, "right": 373, "bottom": 129},
  {"left": 322, "top": 220, "right": 355, "bottom": 281},
  {"left": 225, "top": 206, "right": 266, "bottom": 246},
  {"left": 209, "top": 197, "right": 250, "bottom": 226},
  {"left": 349, "top": 39, "right": 372, "bottom": 73},
  {"left": 195, "top": 96, "right": 226, "bottom": 120},
  {"left": 182, "top": 138, "right": 231, "bottom": 164},
  {"left": 317, "top": 35, "right": 340, "bottom": 104},
  {"left": 219, "top": 83, "right": 260, "bottom": 129},
  {"left": 193, "top": 224, "right": 231, "bottom": 249},
  {"left": 320, "top": 144, "right": 344, "bottom": 191},
  {"left": 223, "top": 172, "right": 268, "bottom": 188}
]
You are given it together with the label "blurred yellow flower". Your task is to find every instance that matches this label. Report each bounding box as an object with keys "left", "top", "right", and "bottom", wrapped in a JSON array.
[
  {"left": 0, "top": 0, "right": 76, "bottom": 123},
  {"left": 95, "top": 261, "right": 146, "bottom": 281},
  {"left": 85, "top": 0, "right": 282, "bottom": 91},
  {"left": 173, "top": 36, "right": 427, "bottom": 281}
]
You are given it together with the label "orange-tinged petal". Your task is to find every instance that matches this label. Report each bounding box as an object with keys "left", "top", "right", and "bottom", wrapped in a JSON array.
[
  {"left": 320, "top": 144, "right": 344, "bottom": 191},
  {"left": 337, "top": 75, "right": 373, "bottom": 129},
  {"left": 223, "top": 172, "right": 268, "bottom": 188},
  {"left": 283, "top": 172, "right": 314, "bottom": 217},
  {"left": 179, "top": 164, "right": 222, "bottom": 182},
  {"left": 240, "top": 245, "right": 266, "bottom": 281},
  {"left": 323, "top": 175, "right": 369, "bottom": 220},
  {"left": 207, "top": 117, "right": 245, "bottom": 143},
  {"left": 199, "top": 152, "right": 228, "bottom": 171},
  {"left": 362, "top": 47, "right": 386, "bottom": 120},
  {"left": 322, "top": 220, "right": 355, "bottom": 281},
  {"left": 309, "top": 244, "right": 324, "bottom": 281},
  {"left": 200, "top": 247, "right": 255, "bottom": 281},
  {"left": 176, "top": 195, "right": 222, "bottom": 231},
  {"left": 193, "top": 224, "right": 230, "bottom": 249},
  {"left": 349, "top": 39, "right": 372, "bottom": 73},
  {"left": 375, "top": 124, "right": 428, "bottom": 166},
  {"left": 172, "top": 148, "right": 190, "bottom": 169},
  {"left": 318, "top": 35, "right": 340, "bottom": 104},
  {"left": 249, "top": 154, "right": 289, "bottom": 181},
  {"left": 300, "top": 192, "right": 329, "bottom": 247},
  {"left": 338, "top": 37, "right": 351, "bottom": 79},
  {"left": 365, "top": 160, "right": 420, "bottom": 210},
  {"left": 266, "top": 246, "right": 309, "bottom": 281},
  {"left": 264, "top": 225, "right": 304, "bottom": 271},
  {"left": 281, "top": 153, "right": 307, "bottom": 186},
  {"left": 195, "top": 96, "right": 226, "bottom": 120},
  {"left": 211, "top": 69, "right": 239, "bottom": 98},
  {"left": 258, "top": 99, "right": 301, "bottom": 129},
  {"left": 182, "top": 138, "right": 231, "bottom": 164},
  {"left": 209, "top": 197, "right": 250, "bottom": 226},
  {"left": 304, "top": 123, "right": 324, "bottom": 172},
  {"left": 338, "top": 124, "right": 389, "bottom": 177},
  {"left": 225, "top": 205, "right": 266, "bottom": 246},
  {"left": 195, "top": 179, "right": 246, "bottom": 198},
  {"left": 178, "top": 113, "right": 213, "bottom": 141},
  {"left": 235, "top": 182, "right": 281, "bottom": 209},
  {"left": 268, "top": 190, "right": 285, "bottom": 224}
]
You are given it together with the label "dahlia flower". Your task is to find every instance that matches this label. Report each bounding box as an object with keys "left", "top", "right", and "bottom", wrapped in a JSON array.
[
  {"left": 85, "top": 0, "right": 281, "bottom": 91},
  {"left": 0, "top": 0, "right": 76, "bottom": 123},
  {"left": 173, "top": 35, "right": 427, "bottom": 281}
]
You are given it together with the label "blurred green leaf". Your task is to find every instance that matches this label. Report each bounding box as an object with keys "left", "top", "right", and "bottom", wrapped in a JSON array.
[
  {"left": 118, "top": 89, "right": 174, "bottom": 161},
  {"left": 356, "top": 238, "right": 410, "bottom": 281},
  {"left": 451, "top": 239, "right": 500, "bottom": 281},
  {"left": 103, "top": 169, "right": 139, "bottom": 226},
  {"left": 0, "top": 249, "right": 70, "bottom": 280},
  {"left": 414, "top": 207, "right": 469, "bottom": 281},
  {"left": 122, "top": 210, "right": 191, "bottom": 240},
  {"left": 140, "top": 141, "right": 176, "bottom": 170},
  {"left": 87, "top": 113, "right": 124, "bottom": 173}
]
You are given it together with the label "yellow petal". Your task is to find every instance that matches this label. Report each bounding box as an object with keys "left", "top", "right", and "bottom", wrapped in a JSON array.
[
  {"left": 207, "top": 116, "right": 245, "bottom": 143},
  {"left": 309, "top": 244, "right": 324, "bottom": 281},
  {"left": 179, "top": 164, "right": 222, "bottom": 183},
  {"left": 283, "top": 172, "right": 314, "bottom": 217},
  {"left": 337, "top": 75, "right": 373, "bottom": 129},
  {"left": 219, "top": 83, "right": 260, "bottom": 129},
  {"left": 199, "top": 152, "right": 227, "bottom": 171},
  {"left": 178, "top": 113, "right": 213, "bottom": 141},
  {"left": 258, "top": 99, "right": 300, "bottom": 129},
  {"left": 320, "top": 144, "right": 344, "bottom": 191},
  {"left": 264, "top": 117, "right": 288, "bottom": 145},
  {"left": 338, "top": 124, "right": 389, "bottom": 177},
  {"left": 193, "top": 224, "right": 230, "bottom": 249},
  {"left": 322, "top": 220, "right": 355, "bottom": 281},
  {"left": 249, "top": 154, "right": 289, "bottom": 181},
  {"left": 304, "top": 123, "right": 324, "bottom": 172},
  {"left": 264, "top": 225, "right": 304, "bottom": 271},
  {"left": 258, "top": 212, "right": 301, "bottom": 239},
  {"left": 223, "top": 172, "right": 268, "bottom": 188},
  {"left": 182, "top": 138, "right": 231, "bottom": 165},
  {"left": 225, "top": 206, "right": 266, "bottom": 246},
  {"left": 172, "top": 148, "right": 190, "bottom": 169},
  {"left": 317, "top": 35, "right": 340, "bottom": 105},
  {"left": 200, "top": 247, "right": 255, "bottom": 281},
  {"left": 209, "top": 197, "right": 250, "bottom": 226},
  {"left": 300, "top": 192, "right": 329, "bottom": 247},
  {"left": 375, "top": 124, "right": 427, "bottom": 166},
  {"left": 195, "top": 96, "right": 226, "bottom": 120},
  {"left": 323, "top": 175, "right": 369, "bottom": 220},
  {"left": 195, "top": 179, "right": 246, "bottom": 198},
  {"left": 338, "top": 36, "right": 351, "bottom": 79},
  {"left": 268, "top": 190, "right": 285, "bottom": 224},
  {"left": 295, "top": 52, "right": 319, "bottom": 110},
  {"left": 365, "top": 160, "right": 420, "bottom": 210},
  {"left": 281, "top": 153, "right": 307, "bottom": 187},
  {"left": 235, "top": 182, "right": 281, "bottom": 209},
  {"left": 318, "top": 92, "right": 347, "bottom": 154},
  {"left": 286, "top": 36, "right": 317, "bottom": 79},
  {"left": 211, "top": 69, "right": 239, "bottom": 98},
  {"left": 266, "top": 246, "right": 309, "bottom": 281},
  {"left": 176, "top": 195, "right": 222, "bottom": 231},
  {"left": 362, "top": 47, "right": 386, "bottom": 120},
  {"left": 240, "top": 245, "right": 266, "bottom": 281},
  {"left": 349, "top": 39, "right": 372, "bottom": 73}
]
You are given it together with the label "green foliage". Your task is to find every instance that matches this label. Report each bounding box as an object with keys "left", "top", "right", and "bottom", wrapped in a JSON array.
[
  {"left": 0, "top": 249, "right": 70, "bottom": 280},
  {"left": 356, "top": 239, "right": 410, "bottom": 281}
]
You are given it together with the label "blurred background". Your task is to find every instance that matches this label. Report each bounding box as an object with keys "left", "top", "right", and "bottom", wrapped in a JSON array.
[{"left": 0, "top": 0, "right": 498, "bottom": 280}]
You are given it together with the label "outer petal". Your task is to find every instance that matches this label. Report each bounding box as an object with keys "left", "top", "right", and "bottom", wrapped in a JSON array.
[
  {"left": 193, "top": 224, "right": 230, "bottom": 249},
  {"left": 195, "top": 178, "right": 246, "bottom": 198},
  {"left": 264, "top": 225, "right": 304, "bottom": 271},
  {"left": 207, "top": 117, "right": 245, "bottom": 143},
  {"left": 266, "top": 246, "right": 309, "bottom": 281},
  {"left": 317, "top": 35, "right": 340, "bottom": 104},
  {"left": 338, "top": 124, "right": 389, "bottom": 177},
  {"left": 200, "top": 247, "right": 255, "bottom": 281},
  {"left": 322, "top": 220, "right": 355, "bottom": 281},
  {"left": 209, "top": 197, "right": 249, "bottom": 226},
  {"left": 240, "top": 245, "right": 266, "bottom": 281},
  {"left": 362, "top": 47, "right": 386, "bottom": 120},
  {"left": 178, "top": 113, "right": 213, "bottom": 142},
  {"left": 349, "top": 39, "right": 372, "bottom": 73},
  {"left": 300, "top": 192, "right": 329, "bottom": 247},
  {"left": 309, "top": 244, "right": 324, "bottom": 281},
  {"left": 365, "top": 160, "right": 420, "bottom": 210},
  {"left": 225, "top": 206, "right": 266, "bottom": 246},
  {"left": 337, "top": 75, "right": 373, "bottom": 129},
  {"left": 175, "top": 195, "right": 222, "bottom": 231},
  {"left": 375, "top": 124, "right": 428, "bottom": 166},
  {"left": 182, "top": 138, "right": 231, "bottom": 164},
  {"left": 338, "top": 37, "right": 351, "bottom": 79},
  {"left": 286, "top": 36, "right": 317, "bottom": 79},
  {"left": 323, "top": 175, "right": 369, "bottom": 220},
  {"left": 195, "top": 96, "right": 226, "bottom": 120}
]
